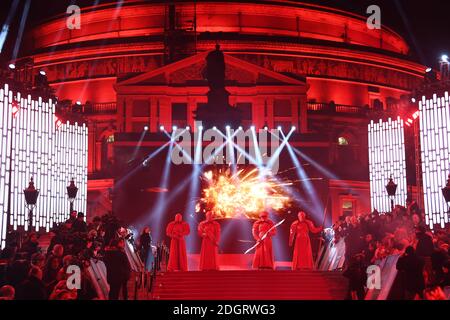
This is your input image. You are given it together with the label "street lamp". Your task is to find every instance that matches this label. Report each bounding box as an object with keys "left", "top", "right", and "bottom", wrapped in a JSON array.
[
  {"left": 386, "top": 176, "right": 397, "bottom": 212},
  {"left": 442, "top": 174, "right": 450, "bottom": 213},
  {"left": 23, "top": 177, "right": 39, "bottom": 232},
  {"left": 67, "top": 178, "right": 79, "bottom": 213}
]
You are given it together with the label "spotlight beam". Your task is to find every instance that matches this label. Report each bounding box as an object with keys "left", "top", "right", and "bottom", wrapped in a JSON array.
[
  {"left": 137, "top": 130, "right": 233, "bottom": 236},
  {"left": 251, "top": 126, "right": 263, "bottom": 165},
  {"left": 285, "top": 142, "right": 323, "bottom": 218},
  {"left": 226, "top": 126, "right": 237, "bottom": 174},
  {"left": 149, "top": 137, "right": 176, "bottom": 239},
  {"left": 214, "top": 129, "right": 260, "bottom": 166},
  {"left": 114, "top": 136, "right": 173, "bottom": 190},
  {"left": 164, "top": 129, "right": 193, "bottom": 164},
  {"left": 184, "top": 127, "right": 204, "bottom": 251},
  {"left": 12, "top": 0, "right": 31, "bottom": 61},
  {"left": 129, "top": 130, "right": 147, "bottom": 163},
  {"left": 292, "top": 147, "right": 342, "bottom": 181},
  {"left": 265, "top": 128, "right": 295, "bottom": 170},
  {"left": 0, "top": 0, "right": 20, "bottom": 53}
]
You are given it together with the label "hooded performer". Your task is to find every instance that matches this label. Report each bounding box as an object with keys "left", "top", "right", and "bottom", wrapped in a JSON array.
[
  {"left": 252, "top": 211, "right": 276, "bottom": 269},
  {"left": 166, "top": 213, "right": 190, "bottom": 271},
  {"left": 289, "top": 211, "right": 323, "bottom": 270},
  {"left": 198, "top": 212, "right": 221, "bottom": 271}
]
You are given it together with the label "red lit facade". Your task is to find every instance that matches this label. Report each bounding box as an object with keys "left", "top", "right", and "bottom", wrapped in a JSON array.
[{"left": 20, "top": 1, "right": 426, "bottom": 222}]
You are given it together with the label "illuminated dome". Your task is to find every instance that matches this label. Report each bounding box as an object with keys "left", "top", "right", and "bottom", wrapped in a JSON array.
[{"left": 26, "top": 0, "right": 424, "bottom": 104}]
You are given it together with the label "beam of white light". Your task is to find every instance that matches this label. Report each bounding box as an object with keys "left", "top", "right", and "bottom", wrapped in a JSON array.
[
  {"left": 292, "top": 147, "right": 341, "bottom": 181},
  {"left": 12, "top": 0, "right": 31, "bottom": 61},
  {"left": 0, "top": 0, "right": 20, "bottom": 53},
  {"left": 226, "top": 126, "right": 237, "bottom": 174},
  {"left": 184, "top": 126, "right": 204, "bottom": 251},
  {"left": 149, "top": 139, "right": 176, "bottom": 240},
  {"left": 213, "top": 128, "right": 315, "bottom": 214},
  {"left": 114, "top": 139, "right": 171, "bottom": 191},
  {"left": 214, "top": 129, "right": 259, "bottom": 167},
  {"left": 164, "top": 129, "right": 193, "bottom": 164},
  {"left": 251, "top": 126, "right": 263, "bottom": 167},
  {"left": 285, "top": 141, "right": 323, "bottom": 218},
  {"left": 129, "top": 130, "right": 146, "bottom": 163},
  {"left": 136, "top": 130, "right": 233, "bottom": 235},
  {"left": 265, "top": 128, "right": 294, "bottom": 170}
]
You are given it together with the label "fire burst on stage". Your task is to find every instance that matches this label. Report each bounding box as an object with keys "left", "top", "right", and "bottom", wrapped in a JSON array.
[{"left": 196, "top": 167, "right": 292, "bottom": 219}]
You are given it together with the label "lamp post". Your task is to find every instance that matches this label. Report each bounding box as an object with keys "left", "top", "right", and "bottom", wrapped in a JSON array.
[
  {"left": 67, "top": 178, "right": 78, "bottom": 214},
  {"left": 386, "top": 176, "right": 397, "bottom": 212},
  {"left": 23, "top": 177, "right": 39, "bottom": 232},
  {"left": 442, "top": 174, "right": 450, "bottom": 214}
]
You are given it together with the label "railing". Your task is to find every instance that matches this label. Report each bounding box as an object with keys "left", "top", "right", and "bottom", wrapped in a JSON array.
[
  {"left": 316, "top": 237, "right": 346, "bottom": 271},
  {"left": 308, "top": 102, "right": 369, "bottom": 116},
  {"left": 148, "top": 244, "right": 169, "bottom": 296},
  {"left": 82, "top": 102, "right": 117, "bottom": 114}
]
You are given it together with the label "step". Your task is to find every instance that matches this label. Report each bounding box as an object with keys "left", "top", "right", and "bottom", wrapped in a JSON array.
[{"left": 151, "top": 270, "right": 348, "bottom": 300}]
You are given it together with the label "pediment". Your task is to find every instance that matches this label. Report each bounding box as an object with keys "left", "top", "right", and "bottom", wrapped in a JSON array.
[{"left": 116, "top": 52, "right": 306, "bottom": 88}]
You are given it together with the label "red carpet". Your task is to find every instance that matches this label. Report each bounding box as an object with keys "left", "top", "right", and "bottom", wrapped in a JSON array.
[{"left": 152, "top": 270, "right": 348, "bottom": 300}]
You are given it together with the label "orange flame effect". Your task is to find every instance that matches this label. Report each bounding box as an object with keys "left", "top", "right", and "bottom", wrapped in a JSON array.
[{"left": 197, "top": 168, "right": 292, "bottom": 219}]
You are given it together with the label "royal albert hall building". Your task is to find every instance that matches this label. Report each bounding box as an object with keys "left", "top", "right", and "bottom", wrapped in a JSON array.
[{"left": 20, "top": 0, "right": 426, "bottom": 230}]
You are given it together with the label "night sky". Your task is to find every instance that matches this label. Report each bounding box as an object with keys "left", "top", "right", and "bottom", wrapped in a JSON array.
[{"left": 0, "top": 0, "right": 449, "bottom": 68}]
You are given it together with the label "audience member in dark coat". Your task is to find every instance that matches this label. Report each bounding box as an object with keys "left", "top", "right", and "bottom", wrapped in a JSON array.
[
  {"left": 20, "top": 233, "right": 40, "bottom": 259},
  {"left": 65, "top": 210, "right": 78, "bottom": 226},
  {"left": 72, "top": 212, "right": 88, "bottom": 233},
  {"left": 103, "top": 239, "right": 131, "bottom": 300},
  {"left": 139, "top": 227, "right": 153, "bottom": 270},
  {"left": 343, "top": 254, "right": 367, "bottom": 300},
  {"left": 345, "top": 218, "right": 364, "bottom": 262},
  {"left": 415, "top": 227, "right": 434, "bottom": 258},
  {"left": 396, "top": 246, "right": 425, "bottom": 300},
  {"left": 15, "top": 266, "right": 47, "bottom": 300}
]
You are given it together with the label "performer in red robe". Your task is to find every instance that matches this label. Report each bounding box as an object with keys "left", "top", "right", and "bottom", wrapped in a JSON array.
[
  {"left": 198, "top": 212, "right": 221, "bottom": 271},
  {"left": 289, "top": 211, "right": 323, "bottom": 270},
  {"left": 166, "top": 213, "right": 190, "bottom": 271},
  {"left": 252, "top": 211, "right": 276, "bottom": 270}
]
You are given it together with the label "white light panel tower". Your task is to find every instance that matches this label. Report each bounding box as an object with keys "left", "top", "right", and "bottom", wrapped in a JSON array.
[
  {"left": 368, "top": 117, "right": 407, "bottom": 213},
  {"left": 9, "top": 92, "right": 55, "bottom": 232},
  {"left": 0, "top": 84, "right": 88, "bottom": 247},
  {"left": 53, "top": 122, "right": 88, "bottom": 224},
  {"left": 0, "top": 84, "right": 13, "bottom": 248},
  {"left": 419, "top": 92, "right": 450, "bottom": 229}
]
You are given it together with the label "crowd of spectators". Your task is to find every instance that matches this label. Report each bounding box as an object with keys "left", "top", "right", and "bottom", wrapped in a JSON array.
[
  {"left": 0, "top": 211, "right": 137, "bottom": 300},
  {"left": 335, "top": 201, "right": 450, "bottom": 300}
]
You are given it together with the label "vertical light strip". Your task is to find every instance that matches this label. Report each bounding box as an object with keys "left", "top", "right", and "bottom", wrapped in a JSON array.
[
  {"left": 368, "top": 117, "right": 408, "bottom": 213},
  {"left": 0, "top": 84, "right": 12, "bottom": 248},
  {"left": 419, "top": 92, "right": 450, "bottom": 229}
]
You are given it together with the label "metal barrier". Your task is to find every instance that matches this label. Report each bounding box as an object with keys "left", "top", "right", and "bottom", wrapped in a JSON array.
[
  {"left": 365, "top": 254, "right": 401, "bottom": 300},
  {"left": 316, "top": 238, "right": 346, "bottom": 271},
  {"left": 148, "top": 244, "right": 169, "bottom": 296},
  {"left": 86, "top": 258, "right": 110, "bottom": 300}
]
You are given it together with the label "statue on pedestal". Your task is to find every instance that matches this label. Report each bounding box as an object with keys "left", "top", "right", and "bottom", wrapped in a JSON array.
[{"left": 194, "top": 44, "right": 242, "bottom": 129}]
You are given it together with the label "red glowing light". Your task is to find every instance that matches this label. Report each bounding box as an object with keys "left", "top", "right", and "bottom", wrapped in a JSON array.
[
  {"left": 55, "top": 118, "right": 63, "bottom": 129},
  {"left": 11, "top": 101, "right": 19, "bottom": 117}
]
